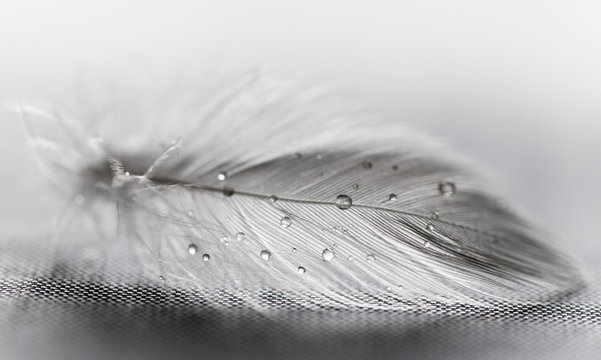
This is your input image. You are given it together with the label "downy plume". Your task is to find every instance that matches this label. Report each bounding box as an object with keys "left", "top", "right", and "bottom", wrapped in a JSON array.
[{"left": 14, "top": 72, "right": 583, "bottom": 309}]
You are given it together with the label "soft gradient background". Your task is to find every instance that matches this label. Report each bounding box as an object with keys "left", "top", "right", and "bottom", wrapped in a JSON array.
[{"left": 1, "top": 0, "right": 599, "bottom": 259}]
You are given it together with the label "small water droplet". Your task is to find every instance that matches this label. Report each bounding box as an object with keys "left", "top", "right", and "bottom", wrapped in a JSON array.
[
  {"left": 322, "top": 248, "right": 335, "bottom": 262},
  {"left": 347, "top": 255, "right": 354, "bottom": 261},
  {"left": 159, "top": 275, "right": 165, "bottom": 280},
  {"left": 292, "top": 247, "right": 297, "bottom": 253},
  {"left": 386, "top": 286, "right": 392, "bottom": 291},
  {"left": 297, "top": 266, "right": 306, "bottom": 274},
  {"left": 351, "top": 183, "right": 359, "bottom": 190},
  {"left": 280, "top": 216, "right": 292, "bottom": 228},
  {"left": 217, "top": 172, "right": 227, "bottom": 181},
  {"left": 335, "top": 195, "right": 352, "bottom": 210},
  {"left": 424, "top": 241, "right": 431, "bottom": 248},
  {"left": 236, "top": 232, "right": 246, "bottom": 241},
  {"left": 188, "top": 244, "right": 197, "bottom": 255},
  {"left": 388, "top": 193, "right": 397, "bottom": 201},
  {"left": 270, "top": 195, "right": 279, "bottom": 203},
  {"left": 438, "top": 181, "right": 456, "bottom": 197},
  {"left": 260, "top": 250, "right": 272, "bottom": 261},
  {"left": 222, "top": 187, "right": 235, "bottom": 197},
  {"left": 426, "top": 223, "right": 434, "bottom": 232},
  {"left": 73, "top": 194, "right": 85, "bottom": 206},
  {"left": 220, "top": 235, "right": 228, "bottom": 243},
  {"left": 187, "top": 210, "right": 195, "bottom": 217},
  {"left": 202, "top": 254, "right": 210, "bottom": 261},
  {"left": 431, "top": 211, "right": 439, "bottom": 220},
  {"left": 124, "top": 171, "right": 130, "bottom": 177},
  {"left": 366, "top": 254, "right": 376, "bottom": 263},
  {"left": 362, "top": 161, "right": 373, "bottom": 169}
]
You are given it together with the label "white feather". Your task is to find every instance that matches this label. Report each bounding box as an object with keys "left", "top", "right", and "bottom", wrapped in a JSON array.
[{"left": 14, "top": 72, "right": 583, "bottom": 309}]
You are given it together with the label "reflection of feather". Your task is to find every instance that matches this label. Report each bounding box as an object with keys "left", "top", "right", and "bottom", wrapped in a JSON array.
[{"left": 15, "top": 73, "right": 582, "bottom": 308}]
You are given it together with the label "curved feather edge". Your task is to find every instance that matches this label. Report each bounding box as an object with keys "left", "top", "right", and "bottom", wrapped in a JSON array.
[{"left": 12, "top": 72, "right": 584, "bottom": 309}]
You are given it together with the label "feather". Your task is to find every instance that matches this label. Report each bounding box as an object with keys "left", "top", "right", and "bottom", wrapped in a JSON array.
[{"left": 14, "top": 72, "right": 583, "bottom": 309}]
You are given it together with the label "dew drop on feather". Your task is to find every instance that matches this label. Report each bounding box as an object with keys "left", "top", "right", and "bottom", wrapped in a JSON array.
[
  {"left": 280, "top": 216, "right": 292, "bottom": 228},
  {"left": 322, "top": 249, "right": 335, "bottom": 262},
  {"left": 188, "top": 244, "right": 197, "bottom": 255},
  {"left": 439, "top": 181, "right": 456, "bottom": 197},
  {"left": 336, "top": 195, "right": 352, "bottom": 210},
  {"left": 260, "top": 250, "right": 272, "bottom": 261}
]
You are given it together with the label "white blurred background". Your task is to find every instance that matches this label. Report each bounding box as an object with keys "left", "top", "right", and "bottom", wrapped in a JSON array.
[{"left": 1, "top": 0, "right": 599, "bottom": 261}]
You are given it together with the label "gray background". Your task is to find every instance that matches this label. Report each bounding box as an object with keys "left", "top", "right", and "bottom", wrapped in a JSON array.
[{"left": 0, "top": 1, "right": 600, "bottom": 359}]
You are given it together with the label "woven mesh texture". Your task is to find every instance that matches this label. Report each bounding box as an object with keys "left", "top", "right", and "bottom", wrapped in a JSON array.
[{"left": 1, "top": 227, "right": 600, "bottom": 360}]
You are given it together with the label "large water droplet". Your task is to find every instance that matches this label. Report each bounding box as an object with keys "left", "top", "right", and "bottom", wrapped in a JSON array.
[
  {"left": 217, "top": 172, "right": 227, "bottom": 181},
  {"left": 280, "top": 216, "right": 292, "bottom": 228},
  {"left": 260, "top": 250, "right": 272, "bottom": 261},
  {"left": 188, "top": 244, "right": 197, "bottom": 255},
  {"left": 362, "top": 161, "right": 373, "bottom": 169},
  {"left": 366, "top": 254, "right": 376, "bottom": 263},
  {"left": 297, "top": 266, "right": 306, "bottom": 274},
  {"left": 388, "top": 193, "right": 397, "bottom": 201},
  {"left": 202, "top": 254, "right": 210, "bottom": 261},
  {"left": 439, "top": 181, "right": 456, "bottom": 197},
  {"left": 335, "top": 195, "right": 352, "bottom": 210},
  {"left": 322, "top": 248, "right": 335, "bottom": 262}
]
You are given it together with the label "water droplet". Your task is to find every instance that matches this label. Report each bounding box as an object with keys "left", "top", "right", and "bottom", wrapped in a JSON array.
[
  {"left": 431, "top": 211, "right": 439, "bottom": 220},
  {"left": 73, "top": 194, "right": 85, "bottom": 206},
  {"left": 297, "top": 266, "right": 306, "bottom": 274},
  {"left": 188, "top": 244, "right": 197, "bottom": 255},
  {"left": 335, "top": 195, "right": 352, "bottom": 210},
  {"left": 217, "top": 172, "right": 227, "bottom": 181},
  {"left": 124, "top": 171, "right": 130, "bottom": 177},
  {"left": 347, "top": 255, "right": 354, "bottom": 261},
  {"left": 186, "top": 210, "right": 195, "bottom": 217},
  {"left": 316, "top": 153, "right": 323, "bottom": 160},
  {"left": 388, "top": 193, "right": 397, "bottom": 201},
  {"left": 426, "top": 223, "right": 434, "bottom": 232},
  {"left": 220, "top": 235, "right": 228, "bottom": 243},
  {"left": 362, "top": 161, "right": 373, "bottom": 169},
  {"left": 280, "top": 216, "right": 292, "bottom": 228},
  {"left": 260, "top": 250, "right": 272, "bottom": 261},
  {"left": 386, "top": 286, "right": 392, "bottom": 291},
  {"left": 322, "top": 248, "right": 335, "bottom": 262},
  {"left": 351, "top": 183, "right": 359, "bottom": 190},
  {"left": 159, "top": 275, "right": 165, "bottom": 280},
  {"left": 292, "top": 247, "right": 297, "bottom": 253},
  {"left": 424, "top": 241, "right": 431, "bottom": 248},
  {"left": 222, "top": 187, "right": 235, "bottom": 197},
  {"left": 236, "top": 232, "right": 246, "bottom": 241},
  {"left": 202, "top": 254, "right": 210, "bottom": 261},
  {"left": 366, "top": 254, "right": 376, "bottom": 263},
  {"left": 270, "top": 195, "right": 279, "bottom": 203},
  {"left": 438, "top": 181, "right": 456, "bottom": 197}
]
